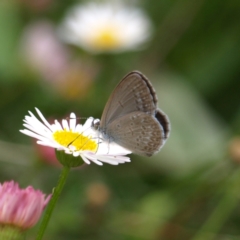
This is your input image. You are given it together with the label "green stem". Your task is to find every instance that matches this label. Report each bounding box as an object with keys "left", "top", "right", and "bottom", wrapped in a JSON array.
[
  {"left": 192, "top": 167, "right": 240, "bottom": 240},
  {"left": 36, "top": 166, "right": 70, "bottom": 240}
]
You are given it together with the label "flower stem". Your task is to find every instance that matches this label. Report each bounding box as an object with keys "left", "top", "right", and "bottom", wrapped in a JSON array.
[{"left": 36, "top": 166, "right": 70, "bottom": 240}]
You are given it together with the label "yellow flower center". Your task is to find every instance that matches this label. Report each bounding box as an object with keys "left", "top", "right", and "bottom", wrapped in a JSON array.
[
  {"left": 53, "top": 130, "right": 98, "bottom": 152},
  {"left": 91, "top": 26, "right": 122, "bottom": 50}
]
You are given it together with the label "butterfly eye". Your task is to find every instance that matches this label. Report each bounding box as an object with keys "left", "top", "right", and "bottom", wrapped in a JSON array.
[{"left": 92, "top": 119, "right": 100, "bottom": 130}]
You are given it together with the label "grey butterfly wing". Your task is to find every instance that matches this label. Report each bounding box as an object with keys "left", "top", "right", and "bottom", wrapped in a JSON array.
[
  {"left": 105, "top": 111, "right": 167, "bottom": 156},
  {"left": 100, "top": 71, "right": 158, "bottom": 129},
  {"left": 155, "top": 109, "right": 171, "bottom": 139}
]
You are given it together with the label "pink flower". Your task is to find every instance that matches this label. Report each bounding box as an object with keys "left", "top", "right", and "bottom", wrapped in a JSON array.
[
  {"left": 21, "top": 21, "right": 70, "bottom": 82},
  {"left": 20, "top": 21, "right": 98, "bottom": 100},
  {"left": 0, "top": 181, "right": 51, "bottom": 230}
]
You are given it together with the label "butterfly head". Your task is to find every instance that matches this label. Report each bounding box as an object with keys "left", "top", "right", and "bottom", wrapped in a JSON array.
[{"left": 91, "top": 118, "right": 100, "bottom": 131}]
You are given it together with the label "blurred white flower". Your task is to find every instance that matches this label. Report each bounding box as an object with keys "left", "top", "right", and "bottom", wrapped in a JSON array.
[
  {"left": 58, "top": 2, "right": 152, "bottom": 53},
  {"left": 20, "top": 108, "right": 131, "bottom": 166}
]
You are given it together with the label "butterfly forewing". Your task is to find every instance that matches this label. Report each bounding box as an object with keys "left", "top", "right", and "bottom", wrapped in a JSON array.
[
  {"left": 100, "top": 71, "right": 158, "bottom": 129},
  {"left": 105, "top": 111, "right": 165, "bottom": 156}
]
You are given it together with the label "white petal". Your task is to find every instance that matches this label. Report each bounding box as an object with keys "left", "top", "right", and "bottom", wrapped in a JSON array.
[
  {"left": 84, "top": 153, "right": 103, "bottom": 165},
  {"left": 22, "top": 123, "right": 52, "bottom": 139},
  {"left": 82, "top": 117, "right": 93, "bottom": 130},
  {"left": 75, "top": 124, "right": 83, "bottom": 132},
  {"left": 97, "top": 141, "right": 131, "bottom": 155},
  {"left": 97, "top": 155, "right": 130, "bottom": 164},
  {"left": 62, "top": 119, "right": 69, "bottom": 131},
  {"left": 35, "top": 108, "right": 55, "bottom": 132},
  {"left": 24, "top": 114, "right": 52, "bottom": 135},
  {"left": 80, "top": 154, "right": 91, "bottom": 164},
  {"left": 69, "top": 113, "right": 77, "bottom": 131},
  {"left": 73, "top": 151, "right": 80, "bottom": 157},
  {"left": 103, "top": 155, "right": 131, "bottom": 162},
  {"left": 37, "top": 140, "right": 63, "bottom": 149},
  {"left": 96, "top": 156, "right": 119, "bottom": 165},
  {"left": 53, "top": 120, "right": 63, "bottom": 131},
  {"left": 20, "top": 129, "right": 51, "bottom": 142}
]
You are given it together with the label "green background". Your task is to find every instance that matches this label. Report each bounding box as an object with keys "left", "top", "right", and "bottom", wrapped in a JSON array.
[{"left": 0, "top": 0, "right": 240, "bottom": 239}]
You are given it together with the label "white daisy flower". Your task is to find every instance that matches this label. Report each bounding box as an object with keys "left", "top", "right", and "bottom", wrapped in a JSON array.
[
  {"left": 20, "top": 108, "right": 131, "bottom": 166},
  {"left": 58, "top": 2, "right": 152, "bottom": 53}
]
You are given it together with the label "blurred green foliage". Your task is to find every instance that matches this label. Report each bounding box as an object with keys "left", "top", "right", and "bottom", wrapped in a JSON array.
[{"left": 0, "top": 0, "right": 240, "bottom": 239}]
